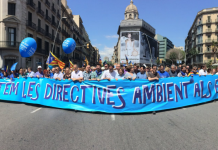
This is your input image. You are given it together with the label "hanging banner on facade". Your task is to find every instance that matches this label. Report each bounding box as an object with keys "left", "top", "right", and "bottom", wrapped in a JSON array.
[{"left": 0, "top": 76, "right": 218, "bottom": 113}]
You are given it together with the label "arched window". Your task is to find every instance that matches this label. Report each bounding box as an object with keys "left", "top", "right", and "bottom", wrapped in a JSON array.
[{"left": 129, "top": 14, "right": 132, "bottom": 18}]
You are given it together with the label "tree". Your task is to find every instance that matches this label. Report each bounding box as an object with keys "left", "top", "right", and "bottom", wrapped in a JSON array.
[
  {"left": 165, "top": 48, "right": 185, "bottom": 64},
  {"left": 211, "top": 41, "right": 218, "bottom": 64},
  {"left": 206, "top": 60, "right": 212, "bottom": 69}
]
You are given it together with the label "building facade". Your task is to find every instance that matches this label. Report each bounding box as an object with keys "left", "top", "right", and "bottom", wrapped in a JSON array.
[
  {"left": 112, "top": 0, "right": 156, "bottom": 64},
  {"left": 154, "top": 34, "right": 174, "bottom": 61},
  {"left": 104, "top": 56, "right": 109, "bottom": 62},
  {"left": 0, "top": 0, "right": 98, "bottom": 70},
  {"left": 185, "top": 7, "right": 218, "bottom": 65}
]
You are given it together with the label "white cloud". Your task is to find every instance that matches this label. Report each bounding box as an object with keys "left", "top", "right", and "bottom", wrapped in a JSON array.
[
  {"left": 93, "top": 44, "right": 102, "bottom": 47},
  {"left": 99, "top": 46, "right": 114, "bottom": 60},
  {"left": 105, "top": 35, "right": 119, "bottom": 39}
]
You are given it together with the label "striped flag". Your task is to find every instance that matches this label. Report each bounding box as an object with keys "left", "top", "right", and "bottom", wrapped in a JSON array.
[
  {"left": 48, "top": 52, "right": 65, "bottom": 69},
  {"left": 69, "top": 60, "right": 74, "bottom": 69}
]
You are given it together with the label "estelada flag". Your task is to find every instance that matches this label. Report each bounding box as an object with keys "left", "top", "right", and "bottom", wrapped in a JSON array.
[
  {"left": 48, "top": 52, "right": 65, "bottom": 69},
  {"left": 69, "top": 60, "right": 74, "bottom": 69}
]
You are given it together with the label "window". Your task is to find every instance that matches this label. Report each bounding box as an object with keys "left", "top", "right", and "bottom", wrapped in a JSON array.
[
  {"left": 207, "top": 45, "right": 211, "bottom": 51},
  {"left": 52, "top": 15, "right": 55, "bottom": 23},
  {"left": 28, "top": 33, "right": 33, "bottom": 37},
  {"left": 57, "top": 0, "right": 59, "bottom": 4},
  {"left": 208, "top": 25, "right": 211, "bottom": 28},
  {"left": 37, "top": 38, "right": 42, "bottom": 50},
  {"left": 207, "top": 55, "right": 211, "bottom": 59},
  {"left": 46, "top": 9, "right": 48, "bottom": 16},
  {"left": 8, "top": 28, "right": 16, "bottom": 45},
  {"left": 208, "top": 16, "right": 211, "bottom": 21},
  {"left": 8, "top": 3, "right": 16, "bottom": 15},
  {"left": 208, "top": 35, "right": 211, "bottom": 39},
  {"left": 52, "top": 29, "right": 54, "bottom": 36},
  {"left": 129, "top": 14, "right": 132, "bottom": 18},
  {"left": 38, "top": 1, "right": 41, "bottom": 9},
  {"left": 45, "top": 25, "right": 49, "bottom": 33},
  {"left": 38, "top": 19, "right": 41, "bottom": 28}
]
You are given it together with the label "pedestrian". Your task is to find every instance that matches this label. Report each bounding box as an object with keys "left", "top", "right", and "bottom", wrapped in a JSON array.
[
  {"left": 17, "top": 68, "right": 25, "bottom": 78},
  {"left": 91, "top": 64, "right": 103, "bottom": 81},
  {"left": 27, "top": 67, "right": 35, "bottom": 77},
  {"left": 34, "top": 66, "right": 44, "bottom": 78},
  {"left": 71, "top": 64, "right": 83, "bottom": 82},
  {"left": 137, "top": 66, "right": 147, "bottom": 79},
  {"left": 115, "top": 68, "right": 125, "bottom": 81},
  {"left": 158, "top": 65, "right": 170, "bottom": 78},
  {"left": 188, "top": 66, "right": 200, "bottom": 77},
  {"left": 83, "top": 65, "right": 92, "bottom": 80},
  {"left": 50, "top": 68, "right": 55, "bottom": 78},
  {"left": 199, "top": 65, "right": 207, "bottom": 76},
  {"left": 147, "top": 65, "right": 160, "bottom": 81},
  {"left": 207, "top": 68, "right": 211, "bottom": 75},
  {"left": 101, "top": 64, "right": 117, "bottom": 81},
  {"left": 186, "top": 68, "right": 190, "bottom": 75},
  {"left": 178, "top": 66, "right": 187, "bottom": 77},
  {"left": 176, "top": 65, "right": 181, "bottom": 74},
  {"left": 124, "top": 65, "right": 136, "bottom": 80},
  {"left": 169, "top": 65, "right": 178, "bottom": 77},
  {"left": 10, "top": 70, "right": 17, "bottom": 79},
  {"left": 212, "top": 68, "right": 217, "bottom": 75},
  {"left": 53, "top": 66, "right": 63, "bottom": 81},
  {"left": 3, "top": 71, "right": 9, "bottom": 79},
  {"left": 104, "top": 63, "right": 109, "bottom": 71},
  {"left": 0, "top": 68, "right": 4, "bottom": 79}
]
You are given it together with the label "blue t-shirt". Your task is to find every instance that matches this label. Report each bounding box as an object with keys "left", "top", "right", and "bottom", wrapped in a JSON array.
[
  {"left": 50, "top": 72, "right": 54, "bottom": 78},
  {"left": 158, "top": 71, "right": 170, "bottom": 78},
  {"left": 0, "top": 73, "right": 3, "bottom": 79}
]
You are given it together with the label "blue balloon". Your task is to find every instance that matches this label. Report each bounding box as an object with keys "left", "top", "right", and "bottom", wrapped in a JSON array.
[
  {"left": 19, "top": 37, "right": 37, "bottom": 57},
  {"left": 62, "top": 38, "right": 76, "bottom": 54}
]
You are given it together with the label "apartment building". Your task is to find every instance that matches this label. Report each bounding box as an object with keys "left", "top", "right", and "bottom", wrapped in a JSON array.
[{"left": 185, "top": 7, "right": 218, "bottom": 65}]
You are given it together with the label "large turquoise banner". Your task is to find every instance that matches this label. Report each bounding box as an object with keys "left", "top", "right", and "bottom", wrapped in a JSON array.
[{"left": 0, "top": 76, "right": 218, "bottom": 113}]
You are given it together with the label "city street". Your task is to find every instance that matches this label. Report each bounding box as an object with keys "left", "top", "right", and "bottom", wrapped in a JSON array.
[{"left": 0, "top": 100, "right": 218, "bottom": 150}]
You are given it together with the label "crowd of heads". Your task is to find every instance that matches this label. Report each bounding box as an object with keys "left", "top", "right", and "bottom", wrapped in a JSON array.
[{"left": 0, "top": 63, "right": 217, "bottom": 82}]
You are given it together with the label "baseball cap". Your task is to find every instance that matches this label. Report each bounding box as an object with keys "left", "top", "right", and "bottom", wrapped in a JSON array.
[
  {"left": 38, "top": 66, "right": 42, "bottom": 69},
  {"left": 1, "top": 68, "right": 4, "bottom": 70}
]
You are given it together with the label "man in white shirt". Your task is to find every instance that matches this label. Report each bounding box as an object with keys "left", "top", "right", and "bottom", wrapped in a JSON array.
[
  {"left": 71, "top": 64, "right": 83, "bottom": 82},
  {"left": 53, "top": 67, "right": 63, "bottom": 80},
  {"left": 27, "top": 67, "right": 35, "bottom": 77},
  {"left": 101, "top": 64, "right": 117, "bottom": 81},
  {"left": 199, "top": 65, "right": 207, "bottom": 76}
]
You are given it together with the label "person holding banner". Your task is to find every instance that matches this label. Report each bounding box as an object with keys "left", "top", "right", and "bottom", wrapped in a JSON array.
[
  {"left": 27, "top": 67, "right": 35, "bottom": 78},
  {"left": 2, "top": 71, "right": 9, "bottom": 79},
  {"left": 91, "top": 64, "right": 103, "bottom": 81},
  {"left": 83, "top": 65, "right": 92, "bottom": 80},
  {"left": 199, "top": 65, "right": 207, "bottom": 76},
  {"left": 177, "top": 66, "right": 187, "bottom": 77},
  {"left": 147, "top": 65, "right": 160, "bottom": 81},
  {"left": 34, "top": 66, "right": 44, "bottom": 78},
  {"left": 17, "top": 68, "right": 26, "bottom": 78},
  {"left": 53, "top": 67, "right": 63, "bottom": 81},
  {"left": 101, "top": 64, "right": 117, "bottom": 81},
  {"left": 137, "top": 66, "right": 147, "bottom": 79},
  {"left": 115, "top": 68, "right": 125, "bottom": 81},
  {"left": 158, "top": 65, "right": 170, "bottom": 78},
  {"left": 71, "top": 64, "right": 83, "bottom": 82},
  {"left": 43, "top": 69, "right": 50, "bottom": 78},
  {"left": 124, "top": 66, "right": 136, "bottom": 80},
  {"left": 63, "top": 67, "right": 71, "bottom": 80},
  {"left": 188, "top": 66, "right": 200, "bottom": 77},
  {"left": 0, "top": 68, "right": 4, "bottom": 79},
  {"left": 169, "top": 65, "right": 178, "bottom": 77},
  {"left": 50, "top": 68, "right": 55, "bottom": 78},
  {"left": 9, "top": 70, "right": 16, "bottom": 79}
]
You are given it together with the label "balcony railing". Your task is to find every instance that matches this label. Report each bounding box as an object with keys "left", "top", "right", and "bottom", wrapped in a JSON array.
[
  {"left": 26, "top": 0, "right": 35, "bottom": 10},
  {"left": 204, "top": 49, "right": 213, "bottom": 53},
  {"left": 45, "top": 32, "right": 52, "bottom": 39},
  {"left": 37, "top": 7, "right": 44, "bottom": 17},
  {"left": 45, "top": 0, "right": 50, "bottom": 8},
  {"left": 45, "top": 15, "right": 51, "bottom": 23},
  {"left": 52, "top": 6, "right": 56, "bottom": 14},
  {"left": 205, "top": 29, "right": 212, "bottom": 32},
  {"left": 0, "top": 41, "right": 20, "bottom": 48},
  {"left": 37, "top": 26, "right": 45, "bottom": 35},
  {"left": 26, "top": 20, "right": 36, "bottom": 30},
  {"left": 206, "top": 20, "right": 212, "bottom": 23}
]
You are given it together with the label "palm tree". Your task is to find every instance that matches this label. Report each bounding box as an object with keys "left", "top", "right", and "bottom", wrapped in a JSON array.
[{"left": 211, "top": 41, "right": 218, "bottom": 63}]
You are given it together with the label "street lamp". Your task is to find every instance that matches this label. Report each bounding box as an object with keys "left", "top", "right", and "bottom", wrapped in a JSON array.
[{"left": 51, "top": 17, "right": 67, "bottom": 53}]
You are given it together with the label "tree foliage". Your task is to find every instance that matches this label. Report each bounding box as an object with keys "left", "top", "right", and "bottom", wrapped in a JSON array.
[
  {"left": 165, "top": 48, "right": 185, "bottom": 63},
  {"left": 206, "top": 60, "right": 212, "bottom": 69},
  {"left": 156, "top": 57, "right": 160, "bottom": 65},
  {"left": 187, "top": 48, "right": 198, "bottom": 58}
]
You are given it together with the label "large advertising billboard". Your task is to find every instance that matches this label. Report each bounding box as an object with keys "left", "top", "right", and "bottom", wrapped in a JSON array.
[
  {"left": 120, "top": 31, "right": 158, "bottom": 65},
  {"left": 120, "top": 32, "right": 140, "bottom": 64},
  {"left": 140, "top": 32, "right": 158, "bottom": 65}
]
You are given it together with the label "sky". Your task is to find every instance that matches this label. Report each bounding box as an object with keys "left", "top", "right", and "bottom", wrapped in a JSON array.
[{"left": 68, "top": 0, "right": 218, "bottom": 60}]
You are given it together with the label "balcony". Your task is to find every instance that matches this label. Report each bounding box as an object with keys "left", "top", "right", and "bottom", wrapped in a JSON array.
[
  {"left": 204, "top": 49, "right": 213, "bottom": 53},
  {"left": 52, "top": 6, "right": 56, "bottom": 14},
  {"left": 37, "top": 26, "right": 45, "bottom": 35},
  {"left": 205, "top": 39, "right": 218, "bottom": 43},
  {"left": 45, "top": 15, "right": 51, "bottom": 23},
  {"left": 26, "top": 20, "right": 36, "bottom": 30},
  {"left": 45, "top": 0, "right": 50, "bottom": 8},
  {"left": 0, "top": 41, "right": 20, "bottom": 48},
  {"left": 37, "top": 7, "right": 44, "bottom": 18},
  {"left": 205, "top": 29, "right": 212, "bottom": 33},
  {"left": 26, "top": 0, "right": 35, "bottom": 10},
  {"left": 197, "top": 40, "right": 203, "bottom": 44},
  {"left": 45, "top": 32, "right": 52, "bottom": 39},
  {"left": 206, "top": 20, "right": 212, "bottom": 23}
]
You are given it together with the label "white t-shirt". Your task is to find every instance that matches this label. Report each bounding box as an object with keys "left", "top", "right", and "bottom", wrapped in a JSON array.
[
  {"left": 101, "top": 70, "right": 117, "bottom": 79},
  {"left": 71, "top": 70, "right": 83, "bottom": 79},
  {"left": 53, "top": 72, "right": 63, "bottom": 79},
  {"left": 199, "top": 69, "right": 207, "bottom": 75}
]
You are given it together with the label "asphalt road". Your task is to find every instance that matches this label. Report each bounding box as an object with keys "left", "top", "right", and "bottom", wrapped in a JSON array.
[{"left": 0, "top": 101, "right": 218, "bottom": 150}]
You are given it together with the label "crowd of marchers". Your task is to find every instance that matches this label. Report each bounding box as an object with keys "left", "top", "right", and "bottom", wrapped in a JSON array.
[{"left": 0, "top": 63, "right": 216, "bottom": 82}]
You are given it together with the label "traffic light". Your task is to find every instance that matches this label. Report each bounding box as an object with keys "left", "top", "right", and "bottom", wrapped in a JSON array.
[{"left": 87, "top": 43, "right": 89, "bottom": 49}]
